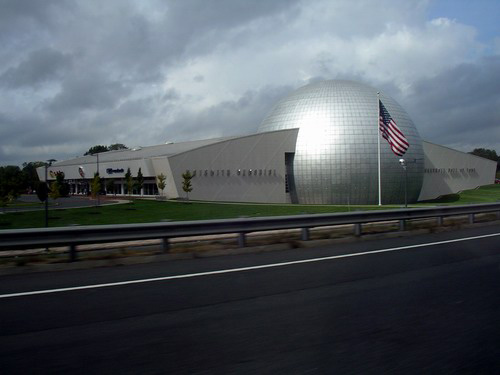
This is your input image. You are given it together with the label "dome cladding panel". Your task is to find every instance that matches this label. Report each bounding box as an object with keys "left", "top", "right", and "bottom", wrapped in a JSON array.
[{"left": 258, "top": 80, "right": 424, "bottom": 204}]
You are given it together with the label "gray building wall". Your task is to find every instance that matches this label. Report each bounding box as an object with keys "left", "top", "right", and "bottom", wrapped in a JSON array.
[
  {"left": 150, "top": 157, "right": 178, "bottom": 198},
  {"left": 418, "top": 141, "right": 497, "bottom": 201},
  {"left": 168, "top": 129, "right": 299, "bottom": 203},
  {"left": 37, "top": 129, "right": 299, "bottom": 202},
  {"left": 36, "top": 131, "right": 495, "bottom": 204}
]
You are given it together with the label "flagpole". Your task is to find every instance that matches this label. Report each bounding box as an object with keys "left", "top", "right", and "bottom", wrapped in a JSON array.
[{"left": 377, "top": 92, "right": 381, "bottom": 206}]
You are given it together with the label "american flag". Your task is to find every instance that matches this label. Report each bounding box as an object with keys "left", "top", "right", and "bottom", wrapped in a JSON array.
[{"left": 379, "top": 100, "right": 409, "bottom": 156}]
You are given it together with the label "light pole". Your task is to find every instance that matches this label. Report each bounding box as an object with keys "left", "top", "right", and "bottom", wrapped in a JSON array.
[
  {"left": 44, "top": 159, "right": 56, "bottom": 227},
  {"left": 399, "top": 158, "right": 407, "bottom": 208},
  {"left": 93, "top": 153, "right": 100, "bottom": 207}
]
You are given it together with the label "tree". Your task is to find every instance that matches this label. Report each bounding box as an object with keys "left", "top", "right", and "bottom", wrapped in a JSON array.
[
  {"left": 83, "top": 144, "right": 128, "bottom": 155},
  {"left": 135, "top": 168, "right": 144, "bottom": 195},
  {"left": 49, "top": 180, "right": 61, "bottom": 200},
  {"left": 105, "top": 179, "right": 115, "bottom": 195},
  {"left": 52, "top": 171, "right": 70, "bottom": 197},
  {"left": 125, "top": 168, "right": 134, "bottom": 195},
  {"left": 35, "top": 181, "right": 49, "bottom": 203},
  {"left": 469, "top": 148, "right": 499, "bottom": 171},
  {"left": 156, "top": 173, "right": 166, "bottom": 197},
  {"left": 0, "top": 166, "right": 26, "bottom": 204},
  {"left": 469, "top": 148, "right": 498, "bottom": 162},
  {"left": 91, "top": 172, "right": 101, "bottom": 199},
  {"left": 108, "top": 143, "right": 127, "bottom": 151},
  {"left": 84, "top": 145, "right": 108, "bottom": 155},
  {"left": 22, "top": 161, "right": 45, "bottom": 191},
  {"left": 182, "top": 170, "right": 193, "bottom": 200}
]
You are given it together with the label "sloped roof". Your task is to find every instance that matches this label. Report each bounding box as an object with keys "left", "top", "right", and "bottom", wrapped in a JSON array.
[{"left": 52, "top": 136, "right": 234, "bottom": 167}]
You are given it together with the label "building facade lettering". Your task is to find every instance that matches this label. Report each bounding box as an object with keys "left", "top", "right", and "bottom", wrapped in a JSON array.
[
  {"left": 106, "top": 168, "right": 125, "bottom": 174},
  {"left": 424, "top": 168, "right": 476, "bottom": 174}
]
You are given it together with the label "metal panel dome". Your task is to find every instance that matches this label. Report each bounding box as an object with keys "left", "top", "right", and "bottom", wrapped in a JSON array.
[{"left": 258, "top": 80, "right": 424, "bottom": 204}]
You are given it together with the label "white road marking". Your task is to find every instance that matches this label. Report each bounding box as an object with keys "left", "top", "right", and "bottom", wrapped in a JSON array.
[{"left": 1, "top": 232, "right": 499, "bottom": 299}]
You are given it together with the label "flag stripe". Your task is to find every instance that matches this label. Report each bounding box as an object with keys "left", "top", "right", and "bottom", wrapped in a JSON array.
[
  {"left": 388, "top": 122, "right": 409, "bottom": 146},
  {"left": 379, "top": 100, "right": 409, "bottom": 156},
  {"left": 388, "top": 129, "right": 408, "bottom": 149}
]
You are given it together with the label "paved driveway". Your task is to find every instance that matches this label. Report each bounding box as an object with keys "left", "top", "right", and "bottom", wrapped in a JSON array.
[{"left": 2, "top": 195, "right": 127, "bottom": 212}]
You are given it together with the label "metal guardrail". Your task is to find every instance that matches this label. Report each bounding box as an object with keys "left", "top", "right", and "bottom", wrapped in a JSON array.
[{"left": 1, "top": 203, "right": 500, "bottom": 261}]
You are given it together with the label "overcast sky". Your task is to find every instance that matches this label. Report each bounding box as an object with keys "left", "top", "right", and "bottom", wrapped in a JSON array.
[{"left": 1, "top": 0, "right": 499, "bottom": 166}]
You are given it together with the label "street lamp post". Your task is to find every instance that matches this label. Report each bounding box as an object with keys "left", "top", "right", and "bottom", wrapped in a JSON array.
[
  {"left": 44, "top": 159, "right": 56, "bottom": 227},
  {"left": 44, "top": 164, "right": 48, "bottom": 227},
  {"left": 399, "top": 158, "right": 408, "bottom": 208},
  {"left": 93, "top": 153, "right": 100, "bottom": 207}
]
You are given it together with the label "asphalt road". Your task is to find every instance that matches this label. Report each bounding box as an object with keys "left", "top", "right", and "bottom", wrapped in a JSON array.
[{"left": 1, "top": 225, "right": 499, "bottom": 374}]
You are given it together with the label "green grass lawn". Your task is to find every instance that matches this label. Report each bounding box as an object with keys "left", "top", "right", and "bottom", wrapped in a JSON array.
[
  {"left": 454, "top": 184, "right": 500, "bottom": 203},
  {"left": 417, "top": 184, "right": 500, "bottom": 205},
  {"left": 1, "top": 184, "right": 499, "bottom": 230},
  {"left": 0, "top": 200, "right": 399, "bottom": 230}
]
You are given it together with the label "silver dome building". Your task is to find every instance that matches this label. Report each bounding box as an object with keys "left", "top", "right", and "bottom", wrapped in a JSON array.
[{"left": 258, "top": 80, "right": 424, "bottom": 204}]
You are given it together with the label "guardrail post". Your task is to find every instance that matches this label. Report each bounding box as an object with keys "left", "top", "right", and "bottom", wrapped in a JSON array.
[
  {"left": 354, "top": 223, "right": 362, "bottom": 237},
  {"left": 162, "top": 238, "right": 170, "bottom": 253},
  {"left": 437, "top": 216, "right": 443, "bottom": 226},
  {"left": 468, "top": 213, "right": 474, "bottom": 224},
  {"left": 301, "top": 228, "right": 310, "bottom": 241},
  {"left": 69, "top": 244, "right": 77, "bottom": 262},
  {"left": 238, "top": 233, "right": 246, "bottom": 247},
  {"left": 399, "top": 219, "right": 406, "bottom": 231}
]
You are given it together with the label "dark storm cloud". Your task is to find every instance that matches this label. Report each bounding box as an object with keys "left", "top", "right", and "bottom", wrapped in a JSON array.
[
  {"left": 0, "top": 112, "right": 48, "bottom": 147},
  {"left": 168, "top": 84, "right": 293, "bottom": 141},
  {"left": 0, "top": 112, "right": 17, "bottom": 140},
  {"left": 0, "top": 0, "right": 298, "bottom": 91},
  {"left": 178, "top": 0, "right": 297, "bottom": 26},
  {"left": 47, "top": 0, "right": 300, "bottom": 84},
  {"left": 0, "top": 111, "right": 92, "bottom": 148},
  {"left": 0, "top": 0, "right": 498, "bottom": 166},
  {"left": 114, "top": 98, "right": 156, "bottom": 119},
  {"left": 0, "top": 0, "right": 65, "bottom": 32},
  {"left": 45, "top": 73, "right": 132, "bottom": 113},
  {"left": 0, "top": 48, "right": 72, "bottom": 89},
  {"left": 404, "top": 56, "right": 500, "bottom": 149},
  {"left": 161, "top": 88, "right": 180, "bottom": 102},
  {"left": 0, "top": 109, "right": 98, "bottom": 166},
  {"left": 0, "top": 148, "right": 11, "bottom": 162}
]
